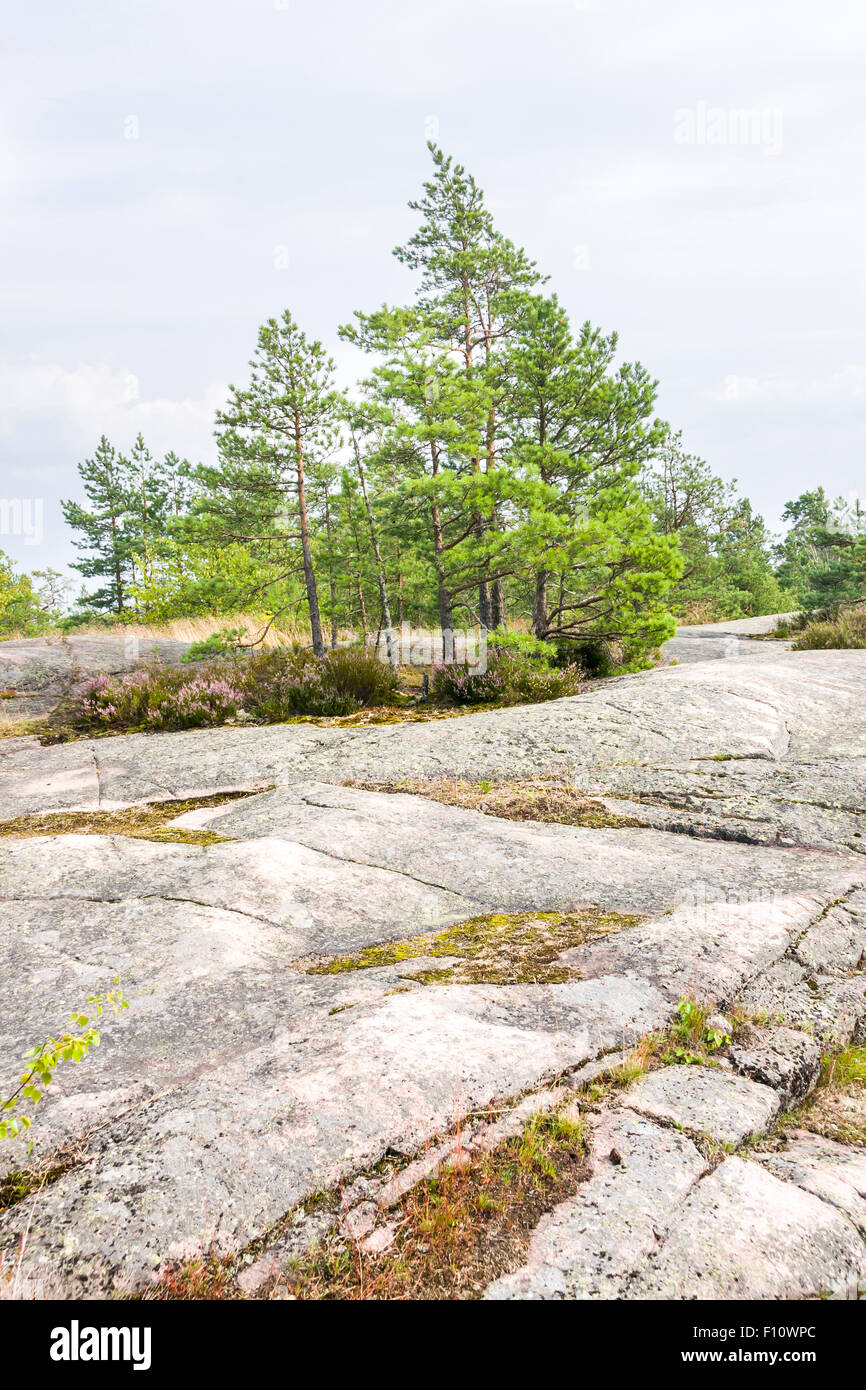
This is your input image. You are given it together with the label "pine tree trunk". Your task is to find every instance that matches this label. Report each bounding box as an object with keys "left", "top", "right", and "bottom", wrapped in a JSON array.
[
  {"left": 294, "top": 414, "right": 325, "bottom": 657},
  {"left": 478, "top": 576, "right": 493, "bottom": 630},
  {"left": 430, "top": 498, "right": 455, "bottom": 662},
  {"left": 111, "top": 512, "right": 125, "bottom": 613},
  {"left": 323, "top": 490, "right": 339, "bottom": 649},
  {"left": 492, "top": 579, "right": 505, "bottom": 629},
  {"left": 356, "top": 575, "right": 368, "bottom": 647},
  {"left": 396, "top": 548, "right": 405, "bottom": 626},
  {"left": 532, "top": 568, "right": 548, "bottom": 638},
  {"left": 354, "top": 435, "right": 395, "bottom": 665},
  {"left": 438, "top": 584, "right": 455, "bottom": 662}
]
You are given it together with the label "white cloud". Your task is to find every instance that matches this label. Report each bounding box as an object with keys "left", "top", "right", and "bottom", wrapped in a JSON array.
[{"left": 0, "top": 362, "right": 227, "bottom": 462}]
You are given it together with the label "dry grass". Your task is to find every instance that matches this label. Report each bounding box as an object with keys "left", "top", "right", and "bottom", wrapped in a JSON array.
[
  {"left": 66, "top": 613, "right": 316, "bottom": 648},
  {"left": 137, "top": 1248, "right": 237, "bottom": 1301},
  {"left": 800, "top": 1044, "right": 866, "bottom": 1146},
  {"left": 344, "top": 776, "right": 648, "bottom": 829},
  {"left": 752, "top": 1042, "right": 866, "bottom": 1152},
  {"left": 279, "top": 1109, "right": 588, "bottom": 1301},
  {"left": 130, "top": 1107, "right": 588, "bottom": 1302},
  {"left": 0, "top": 789, "right": 269, "bottom": 845},
  {"left": 0, "top": 711, "right": 36, "bottom": 739},
  {"left": 296, "top": 907, "right": 644, "bottom": 986}
]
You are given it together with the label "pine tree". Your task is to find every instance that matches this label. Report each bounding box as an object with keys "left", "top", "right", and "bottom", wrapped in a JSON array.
[
  {"left": 506, "top": 296, "right": 680, "bottom": 650},
  {"left": 61, "top": 435, "right": 133, "bottom": 613},
  {"left": 211, "top": 312, "right": 341, "bottom": 655},
  {"left": 392, "top": 143, "right": 541, "bottom": 627}
]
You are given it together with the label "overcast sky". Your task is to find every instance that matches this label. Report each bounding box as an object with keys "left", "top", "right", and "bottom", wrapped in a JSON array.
[{"left": 2, "top": 0, "right": 865, "bottom": 574}]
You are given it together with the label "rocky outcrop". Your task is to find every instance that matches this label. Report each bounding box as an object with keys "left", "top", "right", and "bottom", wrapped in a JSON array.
[{"left": 0, "top": 626, "right": 864, "bottom": 1299}]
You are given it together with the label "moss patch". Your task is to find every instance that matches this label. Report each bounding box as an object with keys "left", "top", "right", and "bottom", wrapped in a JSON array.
[
  {"left": 0, "top": 717, "right": 41, "bottom": 741},
  {"left": 298, "top": 907, "right": 644, "bottom": 986},
  {"left": 0, "top": 1153, "right": 81, "bottom": 1215},
  {"left": 0, "top": 788, "right": 272, "bottom": 846},
  {"left": 344, "top": 776, "right": 647, "bottom": 829}
]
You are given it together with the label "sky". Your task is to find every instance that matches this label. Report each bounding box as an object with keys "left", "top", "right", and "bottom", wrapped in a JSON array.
[{"left": 1, "top": 0, "right": 865, "bottom": 576}]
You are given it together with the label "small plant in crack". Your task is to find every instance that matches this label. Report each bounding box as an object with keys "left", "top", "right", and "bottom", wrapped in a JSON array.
[
  {"left": 665, "top": 996, "right": 730, "bottom": 1065},
  {"left": 1, "top": 981, "right": 129, "bottom": 1141}
]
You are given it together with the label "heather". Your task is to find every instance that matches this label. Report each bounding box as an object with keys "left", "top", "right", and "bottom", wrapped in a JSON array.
[
  {"left": 431, "top": 646, "right": 583, "bottom": 707},
  {"left": 790, "top": 605, "right": 866, "bottom": 651},
  {"left": 72, "top": 646, "right": 401, "bottom": 732}
]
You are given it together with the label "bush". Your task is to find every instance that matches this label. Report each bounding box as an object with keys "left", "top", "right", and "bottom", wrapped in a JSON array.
[
  {"left": 431, "top": 663, "right": 507, "bottom": 705},
  {"left": 487, "top": 628, "right": 558, "bottom": 665},
  {"left": 59, "top": 609, "right": 117, "bottom": 633},
  {"left": 431, "top": 648, "right": 582, "bottom": 707},
  {"left": 791, "top": 605, "right": 866, "bottom": 650},
  {"left": 76, "top": 666, "right": 243, "bottom": 731},
  {"left": 181, "top": 627, "right": 247, "bottom": 663},
  {"left": 72, "top": 645, "right": 402, "bottom": 731},
  {"left": 323, "top": 646, "right": 402, "bottom": 706},
  {"left": 242, "top": 645, "right": 400, "bottom": 720},
  {"left": 242, "top": 650, "right": 356, "bottom": 720}
]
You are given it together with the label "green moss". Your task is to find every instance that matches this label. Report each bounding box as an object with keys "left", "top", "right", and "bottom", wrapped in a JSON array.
[
  {"left": 0, "top": 788, "right": 273, "bottom": 845},
  {"left": 0, "top": 1158, "right": 76, "bottom": 1213},
  {"left": 300, "top": 908, "right": 644, "bottom": 987}
]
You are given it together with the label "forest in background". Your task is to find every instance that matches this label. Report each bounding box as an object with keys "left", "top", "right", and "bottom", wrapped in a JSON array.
[{"left": 2, "top": 146, "right": 864, "bottom": 667}]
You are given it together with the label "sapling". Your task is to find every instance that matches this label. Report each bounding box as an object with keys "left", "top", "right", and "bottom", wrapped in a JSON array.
[{"left": 0, "top": 981, "right": 129, "bottom": 1142}]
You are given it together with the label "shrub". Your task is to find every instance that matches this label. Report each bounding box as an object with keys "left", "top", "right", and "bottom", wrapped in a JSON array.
[
  {"left": 74, "top": 665, "right": 242, "bottom": 731},
  {"left": 146, "top": 676, "right": 243, "bottom": 729},
  {"left": 492, "top": 650, "right": 582, "bottom": 702},
  {"left": 431, "top": 648, "right": 582, "bottom": 707},
  {"left": 59, "top": 609, "right": 116, "bottom": 633},
  {"left": 487, "top": 628, "right": 558, "bottom": 665},
  {"left": 323, "top": 646, "right": 402, "bottom": 706},
  {"left": 181, "top": 627, "right": 247, "bottom": 663},
  {"left": 242, "top": 651, "right": 356, "bottom": 720},
  {"left": 791, "top": 605, "right": 866, "bottom": 650},
  {"left": 76, "top": 669, "right": 164, "bottom": 728},
  {"left": 560, "top": 638, "right": 621, "bottom": 678},
  {"left": 241, "top": 645, "right": 400, "bottom": 720},
  {"left": 72, "top": 645, "right": 402, "bottom": 731},
  {"left": 431, "top": 664, "right": 507, "bottom": 705}
]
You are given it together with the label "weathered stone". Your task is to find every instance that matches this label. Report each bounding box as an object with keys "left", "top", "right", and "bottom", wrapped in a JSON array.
[
  {"left": 729, "top": 1027, "right": 821, "bottom": 1106},
  {"left": 737, "top": 969, "right": 866, "bottom": 1047},
  {"left": 0, "top": 970, "right": 670, "bottom": 1297},
  {"left": 757, "top": 1131, "right": 866, "bottom": 1238},
  {"left": 561, "top": 894, "right": 841, "bottom": 1007},
  {"left": 2, "top": 650, "right": 865, "bottom": 819},
  {"left": 629, "top": 1156, "right": 865, "bottom": 1300},
  {"left": 485, "top": 1109, "right": 708, "bottom": 1300},
  {"left": 624, "top": 1065, "right": 780, "bottom": 1146},
  {"left": 2, "top": 634, "right": 865, "bottom": 1300},
  {"left": 795, "top": 902, "right": 866, "bottom": 974},
  {"left": 0, "top": 635, "right": 191, "bottom": 720}
]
